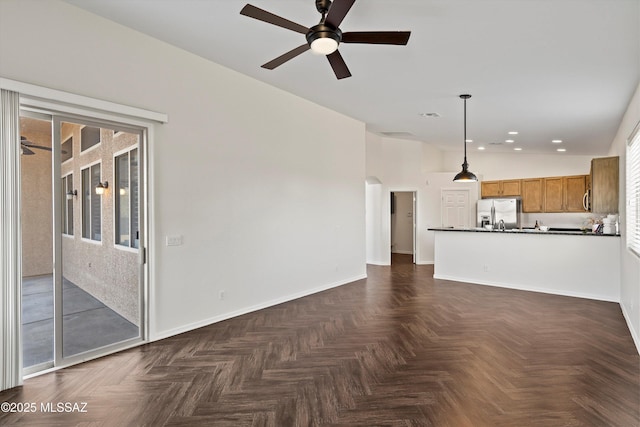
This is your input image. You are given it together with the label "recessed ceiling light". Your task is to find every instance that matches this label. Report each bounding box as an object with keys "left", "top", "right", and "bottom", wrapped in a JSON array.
[
  {"left": 505, "top": 139, "right": 514, "bottom": 143},
  {"left": 514, "top": 147, "right": 522, "bottom": 151},
  {"left": 465, "top": 139, "right": 473, "bottom": 143},
  {"left": 478, "top": 146, "right": 485, "bottom": 150},
  {"left": 552, "top": 139, "right": 563, "bottom": 143},
  {"left": 419, "top": 112, "right": 441, "bottom": 118},
  {"left": 557, "top": 148, "right": 566, "bottom": 152},
  {"left": 508, "top": 131, "right": 519, "bottom": 135}
]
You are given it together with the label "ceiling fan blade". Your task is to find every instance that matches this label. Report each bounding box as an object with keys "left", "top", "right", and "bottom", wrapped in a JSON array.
[
  {"left": 327, "top": 50, "right": 351, "bottom": 79},
  {"left": 240, "top": 4, "right": 309, "bottom": 34},
  {"left": 21, "top": 146, "right": 35, "bottom": 155},
  {"left": 262, "top": 44, "right": 310, "bottom": 70},
  {"left": 325, "top": 0, "right": 356, "bottom": 29},
  {"left": 22, "top": 143, "right": 53, "bottom": 152},
  {"left": 21, "top": 142, "right": 67, "bottom": 154},
  {"left": 342, "top": 31, "right": 411, "bottom": 45}
]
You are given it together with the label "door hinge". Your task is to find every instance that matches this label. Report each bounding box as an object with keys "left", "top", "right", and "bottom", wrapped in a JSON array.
[{"left": 141, "top": 247, "right": 147, "bottom": 264}]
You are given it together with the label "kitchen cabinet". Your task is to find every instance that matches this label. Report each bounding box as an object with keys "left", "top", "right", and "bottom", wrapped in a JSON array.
[
  {"left": 486, "top": 162, "right": 606, "bottom": 214},
  {"left": 543, "top": 175, "right": 588, "bottom": 212},
  {"left": 544, "top": 177, "right": 564, "bottom": 212},
  {"left": 481, "top": 181, "right": 502, "bottom": 198},
  {"left": 522, "top": 178, "right": 544, "bottom": 212},
  {"left": 590, "top": 156, "right": 619, "bottom": 214},
  {"left": 481, "top": 179, "right": 521, "bottom": 198},
  {"left": 565, "top": 175, "right": 588, "bottom": 212},
  {"left": 502, "top": 180, "right": 521, "bottom": 196}
]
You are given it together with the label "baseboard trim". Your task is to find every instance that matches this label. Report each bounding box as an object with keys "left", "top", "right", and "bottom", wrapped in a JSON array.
[
  {"left": 620, "top": 302, "right": 640, "bottom": 355},
  {"left": 432, "top": 274, "right": 619, "bottom": 303},
  {"left": 151, "top": 273, "right": 368, "bottom": 342}
]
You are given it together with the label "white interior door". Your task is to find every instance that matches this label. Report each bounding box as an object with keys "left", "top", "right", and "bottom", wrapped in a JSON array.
[{"left": 441, "top": 189, "right": 470, "bottom": 227}]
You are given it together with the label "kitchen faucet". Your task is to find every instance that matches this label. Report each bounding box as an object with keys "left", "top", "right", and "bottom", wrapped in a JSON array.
[{"left": 498, "top": 219, "right": 505, "bottom": 231}]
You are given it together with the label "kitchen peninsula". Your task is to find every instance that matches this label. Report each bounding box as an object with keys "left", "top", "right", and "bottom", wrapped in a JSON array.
[{"left": 430, "top": 227, "right": 620, "bottom": 302}]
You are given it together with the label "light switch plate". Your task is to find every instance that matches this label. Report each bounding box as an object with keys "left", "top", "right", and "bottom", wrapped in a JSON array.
[{"left": 166, "top": 235, "right": 183, "bottom": 246}]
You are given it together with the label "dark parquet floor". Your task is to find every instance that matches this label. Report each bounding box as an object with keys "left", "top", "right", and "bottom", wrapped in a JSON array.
[{"left": 1, "top": 254, "right": 638, "bottom": 426}]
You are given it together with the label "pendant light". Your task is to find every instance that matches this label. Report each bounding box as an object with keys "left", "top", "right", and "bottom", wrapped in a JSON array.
[{"left": 453, "top": 94, "right": 478, "bottom": 182}]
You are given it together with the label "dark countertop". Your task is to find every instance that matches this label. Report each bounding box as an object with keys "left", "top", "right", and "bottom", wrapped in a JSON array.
[{"left": 428, "top": 227, "right": 620, "bottom": 237}]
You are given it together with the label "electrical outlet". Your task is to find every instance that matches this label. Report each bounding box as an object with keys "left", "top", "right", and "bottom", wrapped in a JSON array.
[
  {"left": 166, "top": 235, "right": 183, "bottom": 246},
  {"left": 219, "top": 290, "right": 225, "bottom": 300},
  {"left": 483, "top": 264, "right": 489, "bottom": 272}
]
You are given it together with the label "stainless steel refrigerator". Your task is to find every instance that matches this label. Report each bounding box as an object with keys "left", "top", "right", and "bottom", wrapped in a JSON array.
[{"left": 477, "top": 198, "right": 522, "bottom": 229}]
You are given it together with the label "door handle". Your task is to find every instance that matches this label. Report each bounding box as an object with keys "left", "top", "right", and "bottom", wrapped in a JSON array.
[{"left": 582, "top": 192, "right": 589, "bottom": 211}]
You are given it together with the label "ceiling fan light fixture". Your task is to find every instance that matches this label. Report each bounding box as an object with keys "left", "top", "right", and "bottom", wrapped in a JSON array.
[
  {"left": 310, "top": 37, "right": 339, "bottom": 55},
  {"left": 453, "top": 94, "right": 478, "bottom": 183},
  {"left": 306, "top": 24, "right": 341, "bottom": 55}
]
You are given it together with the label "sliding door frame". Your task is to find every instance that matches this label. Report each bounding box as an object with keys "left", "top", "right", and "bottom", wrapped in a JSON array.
[{"left": 52, "top": 113, "right": 148, "bottom": 367}]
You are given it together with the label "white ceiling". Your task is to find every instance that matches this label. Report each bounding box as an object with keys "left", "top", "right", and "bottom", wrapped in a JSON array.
[{"left": 63, "top": 0, "right": 639, "bottom": 155}]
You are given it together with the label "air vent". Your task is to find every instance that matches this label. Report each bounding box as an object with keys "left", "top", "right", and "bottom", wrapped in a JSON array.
[
  {"left": 380, "top": 132, "right": 414, "bottom": 137},
  {"left": 489, "top": 142, "right": 503, "bottom": 145},
  {"left": 419, "top": 112, "right": 441, "bottom": 118}
]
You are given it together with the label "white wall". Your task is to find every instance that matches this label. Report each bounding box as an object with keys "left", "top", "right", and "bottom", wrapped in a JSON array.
[
  {"left": 608, "top": 82, "right": 640, "bottom": 352},
  {"left": 365, "top": 179, "right": 384, "bottom": 264},
  {"left": 0, "top": 0, "right": 366, "bottom": 339}
]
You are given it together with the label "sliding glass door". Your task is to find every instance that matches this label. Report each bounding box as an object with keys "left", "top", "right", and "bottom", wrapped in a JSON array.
[{"left": 21, "top": 111, "right": 146, "bottom": 373}]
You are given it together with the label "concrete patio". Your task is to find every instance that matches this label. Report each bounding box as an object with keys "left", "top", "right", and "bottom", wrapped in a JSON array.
[{"left": 22, "top": 275, "right": 139, "bottom": 367}]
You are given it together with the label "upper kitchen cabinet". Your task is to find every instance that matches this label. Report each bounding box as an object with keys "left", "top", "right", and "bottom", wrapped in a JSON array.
[
  {"left": 565, "top": 175, "right": 588, "bottom": 212},
  {"left": 590, "top": 156, "right": 619, "bottom": 214},
  {"left": 543, "top": 177, "right": 564, "bottom": 212},
  {"left": 543, "top": 175, "right": 588, "bottom": 212},
  {"left": 481, "top": 179, "right": 521, "bottom": 198},
  {"left": 522, "top": 178, "right": 544, "bottom": 212}
]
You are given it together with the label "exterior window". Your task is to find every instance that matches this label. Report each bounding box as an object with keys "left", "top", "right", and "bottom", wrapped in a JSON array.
[
  {"left": 81, "top": 163, "right": 102, "bottom": 241},
  {"left": 115, "top": 148, "right": 139, "bottom": 249},
  {"left": 61, "top": 136, "right": 73, "bottom": 163},
  {"left": 62, "top": 174, "right": 74, "bottom": 235},
  {"left": 627, "top": 123, "right": 640, "bottom": 257},
  {"left": 80, "top": 126, "right": 100, "bottom": 151}
]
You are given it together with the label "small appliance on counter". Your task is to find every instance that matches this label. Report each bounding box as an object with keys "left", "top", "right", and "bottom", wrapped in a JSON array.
[
  {"left": 601, "top": 214, "right": 619, "bottom": 235},
  {"left": 477, "top": 197, "right": 522, "bottom": 230}
]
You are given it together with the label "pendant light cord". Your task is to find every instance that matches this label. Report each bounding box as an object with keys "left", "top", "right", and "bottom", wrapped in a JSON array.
[{"left": 463, "top": 96, "right": 467, "bottom": 163}]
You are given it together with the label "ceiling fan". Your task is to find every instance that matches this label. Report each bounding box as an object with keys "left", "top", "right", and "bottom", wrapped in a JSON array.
[
  {"left": 240, "top": 0, "right": 411, "bottom": 79},
  {"left": 20, "top": 136, "right": 66, "bottom": 156}
]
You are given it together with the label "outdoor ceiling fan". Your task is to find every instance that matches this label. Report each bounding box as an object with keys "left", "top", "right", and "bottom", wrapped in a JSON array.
[
  {"left": 240, "top": 0, "right": 411, "bottom": 79},
  {"left": 20, "top": 136, "right": 66, "bottom": 156}
]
